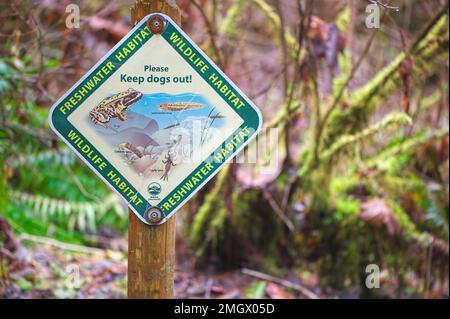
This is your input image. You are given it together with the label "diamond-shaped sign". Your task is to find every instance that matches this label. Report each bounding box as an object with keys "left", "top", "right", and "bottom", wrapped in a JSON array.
[{"left": 49, "top": 14, "right": 262, "bottom": 225}]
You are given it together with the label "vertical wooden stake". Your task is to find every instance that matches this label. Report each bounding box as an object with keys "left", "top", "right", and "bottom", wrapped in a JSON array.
[
  {"left": 128, "top": 0, "right": 181, "bottom": 299},
  {"left": 128, "top": 212, "right": 176, "bottom": 298}
]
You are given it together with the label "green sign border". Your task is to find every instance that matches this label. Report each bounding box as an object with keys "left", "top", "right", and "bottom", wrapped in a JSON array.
[{"left": 49, "top": 14, "right": 262, "bottom": 225}]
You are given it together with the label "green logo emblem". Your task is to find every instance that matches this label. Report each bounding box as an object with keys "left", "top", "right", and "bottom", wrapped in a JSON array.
[{"left": 148, "top": 183, "right": 162, "bottom": 197}]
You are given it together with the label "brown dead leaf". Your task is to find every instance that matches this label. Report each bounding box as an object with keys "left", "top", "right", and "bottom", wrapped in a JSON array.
[
  {"left": 210, "top": 285, "right": 227, "bottom": 294},
  {"left": 359, "top": 199, "right": 402, "bottom": 236},
  {"left": 307, "top": 16, "right": 345, "bottom": 75},
  {"left": 265, "top": 282, "right": 294, "bottom": 299}
]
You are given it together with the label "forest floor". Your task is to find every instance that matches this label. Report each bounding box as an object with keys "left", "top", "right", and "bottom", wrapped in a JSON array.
[{"left": 1, "top": 234, "right": 322, "bottom": 299}]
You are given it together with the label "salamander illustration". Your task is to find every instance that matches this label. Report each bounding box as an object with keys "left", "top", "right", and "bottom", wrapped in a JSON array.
[
  {"left": 118, "top": 142, "right": 144, "bottom": 158},
  {"left": 161, "top": 151, "right": 176, "bottom": 181},
  {"left": 90, "top": 88, "right": 143, "bottom": 127}
]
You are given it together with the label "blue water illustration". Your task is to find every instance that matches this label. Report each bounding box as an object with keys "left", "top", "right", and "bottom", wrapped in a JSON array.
[
  {"left": 89, "top": 91, "right": 226, "bottom": 179},
  {"left": 131, "top": 93, "right": 224, "bottom": 129}
]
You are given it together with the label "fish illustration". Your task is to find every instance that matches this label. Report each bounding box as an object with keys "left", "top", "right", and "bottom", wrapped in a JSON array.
[{"left": 158, "top": 102, "right": 204, "bottom": 111}]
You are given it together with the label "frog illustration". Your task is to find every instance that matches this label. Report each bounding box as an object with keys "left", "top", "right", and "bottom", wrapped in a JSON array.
[{"left": 90, "top": 88, "right": 143, "bottom": 127}]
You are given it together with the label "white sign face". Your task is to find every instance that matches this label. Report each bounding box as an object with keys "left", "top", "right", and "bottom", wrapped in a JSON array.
[{"left": 49, "top": 13, "right": 262, "bottom": 225}]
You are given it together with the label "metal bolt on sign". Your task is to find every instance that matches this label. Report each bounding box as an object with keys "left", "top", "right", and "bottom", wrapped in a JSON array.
[
  {"left": 145, "top": 206, "right": 164, "bottom": 224},
  {"left": 148, "top": 14, "right": 166, "bottom": 34}
]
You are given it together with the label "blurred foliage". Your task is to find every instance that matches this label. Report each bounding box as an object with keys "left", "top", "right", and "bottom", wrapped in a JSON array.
[
  {"left": 183, "top": 0, "right": 449, "bottom": 298},
  {"left": 0, "top": 40, "right": 127, "bottom": 243},
  {"left": 244, "top": 281, "right": 267, "bottom": 299}
]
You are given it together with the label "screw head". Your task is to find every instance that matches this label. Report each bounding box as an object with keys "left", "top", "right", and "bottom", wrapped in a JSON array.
[
  {"left": 148, "top": 15, "right": 165, "bottom": 34},
  {"left": 145, "top": 206, "right": 163, "bottom": 224}
]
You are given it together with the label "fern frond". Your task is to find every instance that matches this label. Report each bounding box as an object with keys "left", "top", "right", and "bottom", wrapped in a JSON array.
[
  {"left": 10, "top": 191, "right": 124, "bottom": 232},
  {"left": 12, "top": 149, "right": 76, "bottom": 168}
]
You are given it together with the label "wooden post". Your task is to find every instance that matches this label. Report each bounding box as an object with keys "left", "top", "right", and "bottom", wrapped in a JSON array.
[{"left": 128, "top": 0, "right": 181, "bottom": 299}]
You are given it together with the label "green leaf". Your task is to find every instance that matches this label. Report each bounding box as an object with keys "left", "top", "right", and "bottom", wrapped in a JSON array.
[
  {"left": 0, "top": 129, "right": 10, "bottom": 139},
  {"left": 45, "top": 58, "right": 60, "bottom": 69},
  {"left": 0, "top": 60, "right": 16, "bottom": 76},
  {"left": 244, "top": 281, "right": 267, "bottom": 299}
]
